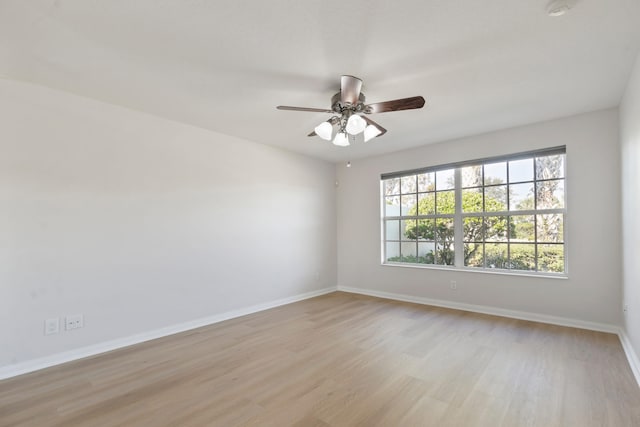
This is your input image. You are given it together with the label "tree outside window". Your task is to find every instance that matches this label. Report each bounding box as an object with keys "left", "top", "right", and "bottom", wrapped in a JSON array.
[{"left": 382, "top": 149, "right": 566, "bottom": 274}]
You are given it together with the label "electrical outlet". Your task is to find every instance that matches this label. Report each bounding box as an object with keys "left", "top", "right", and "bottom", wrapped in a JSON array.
[
  {"left": 45, "top": 318, "right": 59, "bottom": 335},
  {"left": 450, "top": 280, "right": 457, "bottom": 290},
  {"left": 65, "top": 314, "right": 84, "bottom": 331}
]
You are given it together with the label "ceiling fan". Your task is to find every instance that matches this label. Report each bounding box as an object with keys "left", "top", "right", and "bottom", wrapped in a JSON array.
[{"left": 276, "top": 75, "right": 425, "bottom": 147}]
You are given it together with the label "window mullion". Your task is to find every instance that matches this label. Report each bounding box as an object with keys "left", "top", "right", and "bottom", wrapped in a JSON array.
[
  {"left": 454, "top": 168, "right": 464, "bottom": 267},
  {"left": 381, "top": 149, "right": 566, "bottom": 275}
]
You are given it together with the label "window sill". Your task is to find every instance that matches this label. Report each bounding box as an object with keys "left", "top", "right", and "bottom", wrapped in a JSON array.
[{"left": 381, "top": 262, "right": 568, "bottom": 280}]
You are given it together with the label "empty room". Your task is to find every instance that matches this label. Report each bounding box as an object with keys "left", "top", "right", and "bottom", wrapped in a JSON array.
[{"left": 2, "top": 0, "right": 640, "bottom": 425}]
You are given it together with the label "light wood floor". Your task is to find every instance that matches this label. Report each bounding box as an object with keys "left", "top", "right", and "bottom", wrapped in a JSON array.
[{"left": 1, "top": 292, "right": 639, "bottom": 426}]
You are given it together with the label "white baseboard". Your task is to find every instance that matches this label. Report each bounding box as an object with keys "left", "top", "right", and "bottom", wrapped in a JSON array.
[
  {"left": 337, "top": 286, "right": 619, "bottom": 334},
  {"left": 619, "top": 329, "right": 640, "bottom": 387},
  {"left": 0, "top": 287, "right": 337, "bottom": 381},
  {"left": 6, "top": 285, "right": 637, "bottom": 388}
]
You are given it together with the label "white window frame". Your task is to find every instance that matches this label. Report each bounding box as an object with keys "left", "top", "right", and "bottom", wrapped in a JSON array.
[{"left": 380, "top": 147, "right": 567, "bottom": 277}]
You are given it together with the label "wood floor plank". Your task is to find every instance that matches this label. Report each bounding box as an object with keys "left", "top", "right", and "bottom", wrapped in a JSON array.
[{"left": 1, "top": 291, "right": 639, "bottom": 426}]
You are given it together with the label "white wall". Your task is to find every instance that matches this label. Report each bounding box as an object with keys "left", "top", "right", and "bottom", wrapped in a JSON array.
[
  {"left": 337, "top": 109, "right": 621, "bottom": 326},
  {"left": 0, "top": 79, "right": 336, "bottom": 370},
  {"left": 621, "top": 53, "right": 640, "bottom": 365}
]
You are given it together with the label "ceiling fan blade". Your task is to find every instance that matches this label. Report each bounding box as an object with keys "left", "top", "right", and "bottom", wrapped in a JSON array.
[
  {"left": 361, "top": 116, "right": 387, "bottom": 136},
  {"left": 277, "top": 106, "right": 334, "bottom": 113},
  {"left": 365, "top": 96, "right": 425, "bottom": 114},
  {"left": 340, "top": 75, "right": 363, "bottom": 105}
]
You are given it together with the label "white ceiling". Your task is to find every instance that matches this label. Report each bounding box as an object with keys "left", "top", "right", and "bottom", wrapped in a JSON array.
[{"left": 1, "top": 0, "right": 639, "bottom": 162}]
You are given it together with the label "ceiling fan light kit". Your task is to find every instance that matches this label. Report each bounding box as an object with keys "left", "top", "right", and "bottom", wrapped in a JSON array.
[
  {"left": 314, "top": 121, "right": 334, "bottom": 141},
  {"left": 333, "top": 132, "right": 350, "bottom": 147},
  {"left": 277, "top": 75, "right": 425, "bottom": 147},
  {"left": 345, "top": 114, "right": 367, "bottom": 134},
  {"left": 364, "top": 124, "right": 382, "bottom": 142}
]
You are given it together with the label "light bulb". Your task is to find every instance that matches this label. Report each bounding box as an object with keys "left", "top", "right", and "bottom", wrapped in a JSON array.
[
  {"left": 345, "top": 114, "right": 367, "bottom": 135},
  {"left": 333, "top": 132, "right": 349, "bottom": 147},
  {"left": 314, "top": 121, "right": 333, "bottom": 141},
  {"left": 364, "top": 124, "right": 382, "bottom": 142}
]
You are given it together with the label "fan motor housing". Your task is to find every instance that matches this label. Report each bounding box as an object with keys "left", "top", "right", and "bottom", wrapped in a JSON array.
[{"left": 331, "top": 92, "right": 366, "bottom": 113}]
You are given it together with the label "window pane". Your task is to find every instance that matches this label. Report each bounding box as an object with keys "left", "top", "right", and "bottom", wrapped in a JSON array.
[
  {"left": 384, "top": 196, "right": 400, "bottom": 216},
  {"left": 537, "top": 244, "right": 564, "bottom": 272},
  {"left": 436, "top": 243, "right": 454, "bottom": 265},
  {"left": 401, "top": 194, "right": 417, "bottom": 216},
  {"left": 486, "top": 243, "right": 508, "bottom": 269},
  {"left": 384, "top": 178, "right": 400, "bottom": 196},
  {"left": 484, "top": 162, "right": 507, "bottom": 185},
  {"left": 415, "top": 219, "right": 435, "bottom": 240},
  {"left": 435, "top": 218, "right": 455, "bottom": 244},
  {"left": 485, "top": 216, "right": 508, "bottom": 241},
  {"left": 382, "top": 149, "right": 565, "bottom": 275},
  {"left": 464, "top": 243, "right": 484, "bottom": 267},
  {"left": 463, "top": 217, "right": 484, "bottom": 242},
  {"left": 462, "top": 165, "right": 482, "bottom": 188},
  {"left": 536, "top": 155, "right": 565, "bottom": 180},
  {"left": 510, "top": 215, "right": 535, "bottom": 241},
  {"left": 509, "top": 244, "right": 536, "bottom": 271},
  {"left": 418, "top": 172, "right": 435, "bottom": 192},
  {"left": 401, "top": 242, "right": 417, "bottom": 259},
  {"left": 401, "top": 219, "right": 417, "bottom": 240},
  {"left": 462, "top": 188, "right": 483, "bottom": 212},
  {"left": 536, "top": 180, "right": 564, "bottom": 209},
  {"left": 418, "top": 242, "right": 435, "bottom": 264},
  {"left": 509, "top": 158, "right": 534, "bottom": 183},
  {"left": 509, "top": 183, "right": 535, "bottom": 211},
  {"left": 436, "top": 169, "right": 455, "bottom": 190},
  {"left": 537, "top": 214, "right": 563, "bottom": 243},
  {"left": 436, "top": 191, "right": 455, "bottom": 214},
  {"left": 385, "top": 242, "right": 400, "bottom": 261},
  {"left": 436, "top": 218, "right": 455, "bottom": 265},
  {"left": 417, "top": 193, "right": 435, "bottom": 215},
  {"left": 484, "top": 185, "right": 507, "bottom": 211},
  {"left": 401, "top": 175, "right": 417, "bottom": 194},
  {"left": 385, "top": 220, "right": 400, "bottom": 241}
]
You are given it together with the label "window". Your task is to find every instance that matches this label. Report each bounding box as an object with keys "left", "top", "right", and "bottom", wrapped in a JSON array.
[{"left": 381, "top": 147, "right": 566, "bottom": 275}]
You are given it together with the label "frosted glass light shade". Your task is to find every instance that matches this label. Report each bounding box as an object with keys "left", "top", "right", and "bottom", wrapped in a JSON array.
[
  {"left": 345, "top": 114, "right": 367, "bottom": 135},
  {"left": 364, "top": 124, "right": 382, "bottom": 142},
  {"left": 314, "top": 121, "right": 333, "bottom": 141},
  {"left": 333, "top": 132, "right": 349, "bottom": 146}
]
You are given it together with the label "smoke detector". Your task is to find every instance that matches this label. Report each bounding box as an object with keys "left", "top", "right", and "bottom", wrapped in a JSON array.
[{"left": 547, "top": 0, "right": 572, "bottom": 16}]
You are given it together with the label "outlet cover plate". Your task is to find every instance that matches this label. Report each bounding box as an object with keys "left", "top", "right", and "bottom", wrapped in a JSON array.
[
  {"left": 45, "top": 318, "right": 59, "bottom": 335},
  {"left": 65, "top": 314, "right": 84, "bottom": 331}
]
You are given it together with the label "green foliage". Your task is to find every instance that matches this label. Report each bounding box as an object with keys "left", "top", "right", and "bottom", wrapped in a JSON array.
[
  {"left": 484, "top": 245, "right": 509, "bottom": 269},
  {"left": 511, "top": 216, "right": 534, "bottom": 241},
  {"left": 508, "top": 245, "right": 536, "bottom": 270},
  {"left": 404, "top": 191, "right": 511, "bottom": 265},
  {"left": 386, "top": 254, "right": 432, "bottom": 264},
  {"left": 480, "top": 244, "right": 563, "bottom": 273},
  {"left": 537, "top": 245, "right": 564, "bottom": 272},
  {"left": 484, "top": 245, "right": 535, "bottom": 270},
  {"left": 388, "top": 155, "right": 565, "bottom": 273}
]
